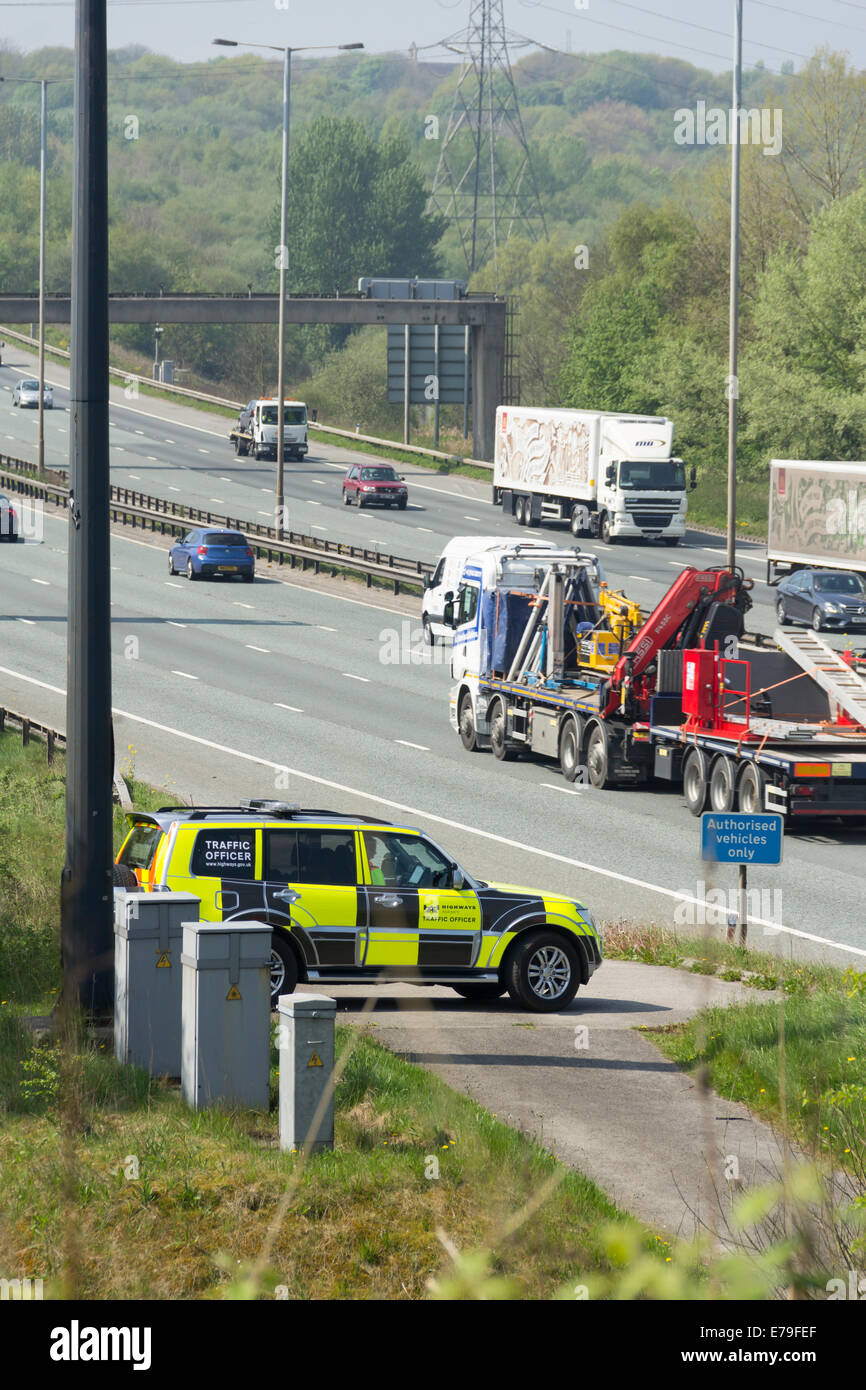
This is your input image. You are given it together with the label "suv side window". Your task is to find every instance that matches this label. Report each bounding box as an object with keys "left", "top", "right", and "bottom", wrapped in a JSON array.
[
  {"left": 296, "top": 829, "right": 357, "bottom": 886},
  {"left": 363, "top": 831, "right": 452, "bottom": 889},
  {"left": 190, "top": 828, "right": 256, "bottom": 879},
  {"left": 265, "top": 829, "right": 298, "bottom": 881}
]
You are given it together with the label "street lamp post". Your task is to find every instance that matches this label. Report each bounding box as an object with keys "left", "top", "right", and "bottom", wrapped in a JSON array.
[
  {"left": 1, "top": 74, "right": 61, "bottom": 477},
  {"left": 726, "top": 1, "right": 743, "bottom": 573},
  {"left": 213, "top": 37, "right": 363, "bottom": 540}
]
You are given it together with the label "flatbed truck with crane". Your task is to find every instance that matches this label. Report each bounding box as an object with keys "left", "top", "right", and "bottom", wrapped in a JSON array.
[{"left": 446, "top": 547, "right": 866, "bottom": 824}]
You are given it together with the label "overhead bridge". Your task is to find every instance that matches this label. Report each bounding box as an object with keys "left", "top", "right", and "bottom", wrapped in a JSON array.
[{"left": 0, "top": 293, "right": 505, "bottom": 458}]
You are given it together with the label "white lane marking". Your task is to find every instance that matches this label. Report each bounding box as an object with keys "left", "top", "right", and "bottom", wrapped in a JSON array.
[
  {"left": 168, "top": 486, "right": 180, "bottom": 492},
  {"left": 343, "top": 672, "right": 370, "bottom": 682},
  {"left": 220, "top": 477, "right": 232, "bottom": 482},
  {"left": 115, "top": 447, "right": 125, "bottom": 452},
  {"left": 233, "top": 601, "right": 254, "bottom": 609},
  {"left": 416, "top": 527, "right": 433, "bottom": 533},
  {"left": 165, "top": 581, "right": 183, "bottom": 589},
  {"left": 317, "top": 625, "right": 337, "bottom": 632},
  {"left": 4, "top": 660, "right": 862, "bottom": 961},
  {"left": 209, "top": 498, "right": 224, "bottom": 504},
  {"left": 258, "top": 511, "right": 271, "bottom": 517},
  {"left": 463, "top": 515, "right": 482, "bottom": 522},
  {"left": 313, "top": 479, "right": 327, "bottom": 486},
  {"left": 307, "top": 500, "right": 321, "bottom": 506},
  {"left": 146, "top": 456, "right": 158, "bottom": 462},
  {"left": 31, "top": 578, "right": 50, "bottom": 586},
  {"left": 128, "top": 474, "right": 140, "bottom": 480},
  {"left": 134, "top": 429, "right": 145, "bottom": 435},
  {"left": 312, "top": 525, "right": 328, "bottom": 531},
  {"left": 198, "top": 449, "right": 210, "bottom": 455},
  {"left": 395, "top": 739, "right": 429, "bottom": 751},
  {"left": 167, "top": 621, "right": 187, "bottom": 628},
  {"left": 245, "top": 644, "right": 270, "bottom": 653},
  {"left": 669, "top": 561, "right": 689, "bottom": 568},
  {"left": 17, "top": 618, "right": 35, "bottom": 625},
  {"left": 274, "top": 702, "right": 304, "bottom": 713},
  {"left": 164, "top": 439, "right": 175, "bottom": 444},
  {"left": 541, "top": 782, "right": 583, "bottom": 796},
  {"left": 628, "top": 575, "right": 651, "bottom": 582},
  {"left": 171, "top": 670, "right": 198, "bottom": 680},
  {"left": 260, "top": 488, "right": 271, "bottom": 493}
]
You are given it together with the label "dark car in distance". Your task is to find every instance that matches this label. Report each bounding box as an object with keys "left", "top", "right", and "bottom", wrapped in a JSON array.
[
  {"left": 168, "top": 529, "right": 255, "bottom": 582},
  {"left": 342, "top": 465, "right": 408, "bottom": 509},
  {"left": 0, "top": 493, "right": 20, "bottom": 542},
  {"left": 776, "top": 568, "right": 866, "bottom": 632}
]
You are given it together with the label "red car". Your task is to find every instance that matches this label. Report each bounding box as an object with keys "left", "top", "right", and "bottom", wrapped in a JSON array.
[{"left": 342, "top": 464, "right": 408, "bottom": 509}]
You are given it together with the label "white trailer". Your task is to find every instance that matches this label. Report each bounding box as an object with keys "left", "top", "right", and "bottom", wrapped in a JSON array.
[
  {"left": 767, "top": 459, "right": 866, "bottom": 583},
  {"left": 492, "top": 405, "right": 693, "bottom": 545}
]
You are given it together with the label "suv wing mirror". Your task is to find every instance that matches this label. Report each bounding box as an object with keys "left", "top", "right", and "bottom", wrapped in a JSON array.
[{"left": 451, "top": 866, "right": 466, "bottom": 889}]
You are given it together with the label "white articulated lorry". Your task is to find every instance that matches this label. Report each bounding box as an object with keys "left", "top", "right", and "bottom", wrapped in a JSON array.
[
  {"left": 767, "top": 459, "right": 866, "bottom": 584},
  {"left": 492, "top": 406, "right": 694, "bottom": 545}
]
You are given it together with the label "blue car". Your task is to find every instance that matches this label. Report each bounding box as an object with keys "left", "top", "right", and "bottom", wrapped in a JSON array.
[{"left": 168, "top": 528, "right": 255, "bottom": 582}]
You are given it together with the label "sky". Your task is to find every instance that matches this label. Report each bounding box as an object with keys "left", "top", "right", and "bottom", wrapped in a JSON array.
[{"left": 0, "top": 0, "right": 864, "bottom": 77}]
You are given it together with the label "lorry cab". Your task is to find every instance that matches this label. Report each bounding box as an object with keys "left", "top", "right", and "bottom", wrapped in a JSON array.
[
  {"left": 252, "top": 398, "right": 308, "bottom": 461},
  {"left": 422, "top": 536, "right": 549, "bottom": 644}
]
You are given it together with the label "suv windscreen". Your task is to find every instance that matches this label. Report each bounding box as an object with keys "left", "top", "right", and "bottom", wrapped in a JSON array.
[{"left": 360, "top": 468, "right": 398, "bottom": 481}]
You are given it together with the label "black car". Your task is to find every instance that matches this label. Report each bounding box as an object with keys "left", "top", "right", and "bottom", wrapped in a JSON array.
[
  {"left": 776, "top": 568, "right": 866, "bottom": 632},
  {"left": 0, "top": 493, "right": 20, "bottom": 542}
]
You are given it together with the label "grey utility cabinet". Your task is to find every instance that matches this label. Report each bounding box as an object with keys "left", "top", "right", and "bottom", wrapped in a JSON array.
[
  {"left": 114, "top": 889, "right": 201, "bottom": 1077},
  {"left": 181, "top": 921, "right": 272, "bottom": 1110},
  {"left": 277, "top": 992, "right": 337, "bottom": 1154}
]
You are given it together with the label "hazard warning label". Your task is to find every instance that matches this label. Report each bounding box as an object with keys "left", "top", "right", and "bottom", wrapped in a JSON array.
[
  {"left": 226, "top": 984, "right": 242, "bottom": 1001},
  {"left": 156, "top": 952, "right": 171, "bottom": 968},
  {"left": 307, "top": 1052, "right": 323, "bottom": 1067}
]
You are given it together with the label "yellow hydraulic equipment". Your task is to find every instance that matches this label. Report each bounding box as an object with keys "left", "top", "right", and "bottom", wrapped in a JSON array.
[{"left": 578, "top": 582, "right": 644, "bottom": 671}]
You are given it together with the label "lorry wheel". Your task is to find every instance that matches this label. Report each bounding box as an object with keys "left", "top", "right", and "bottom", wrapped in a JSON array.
[
  {"left": 737, "top": 763, "right": 766, "bottom": 814},
  {"left": 515, "top": 496, "right": 528, "bottom": 526},
  {"left": 489, "top": 698, "right": 516, "bottom": 761},
  {"left": 458, "top": 692, "right": 479, "bottom": 752},
  {"left": 776, "top": 598, "right": 790, "bottom": 626},
  {"left": 663, "top": 537, "right": 680, "bottom": 547},
  {"left": 683, "top": 748, "right": 708, "bottom": 815},
  {"left": 585, "top": 721, "right": 612, "bottom": 789},
  {"left": 505, "top": 930, "right": 581, "bottom": 1012},
  {"left": 709, "top": 755, "right": 736, "bottom": 812},
  {"left": 559, "top": 716, "right": 584, "bottom": 782},
  {"left": 600, "top": 513, "right": 613, "bottom": 544}
]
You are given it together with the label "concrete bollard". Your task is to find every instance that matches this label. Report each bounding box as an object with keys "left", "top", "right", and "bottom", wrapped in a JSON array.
[
  {"left": 114, "top": 889, "right": 201, "bottom": 1077},
  {"left": 181, "top": 921, "right": 272, "bottom": 1111},
  {"left": 277, "top": 993, "right": 337, "bottom": 1154}
]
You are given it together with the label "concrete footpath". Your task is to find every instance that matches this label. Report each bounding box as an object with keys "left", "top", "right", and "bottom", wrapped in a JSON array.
[{"left": 329, "top": 962, "right": 790, "bottom": 1242}]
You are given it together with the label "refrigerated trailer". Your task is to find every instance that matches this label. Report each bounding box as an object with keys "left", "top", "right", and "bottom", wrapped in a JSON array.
[
  {"left": 767, "top": 459, "right": 866, "bottom": 583},
  {"left": 492, "top": 405, "right": 694, "bottom": 544}
]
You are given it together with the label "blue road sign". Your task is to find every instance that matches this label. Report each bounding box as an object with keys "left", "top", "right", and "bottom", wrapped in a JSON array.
[{"left": 701, "top": 812, "right": 784, "bottom": 865}]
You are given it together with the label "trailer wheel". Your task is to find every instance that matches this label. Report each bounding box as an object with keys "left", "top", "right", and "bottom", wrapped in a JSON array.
[
  {"left": 559, "top": 715, "right": 584, "bottom": 782},
  {"left": 737, "top": 763, "right": 766, "bottom": 813},
  {"left": 515, "top": 495, "right": 528, "bottom": 526},
  {"left": 458, "top": 691, "right": 479, "bottom": 752},
  {"left": 683, "top": 748, "right": 708, "bottom": 815},
  {"left": 489, "top": 698, "right": 516, "bottom": 761},
  {"left": 585, "top": 721, "right": 613, "bottom": 789},
  {"left": 709, "top": 755, "right": 736, "bottom": 812}
]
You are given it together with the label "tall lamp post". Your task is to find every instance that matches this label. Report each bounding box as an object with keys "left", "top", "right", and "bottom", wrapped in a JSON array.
[
  {"left": 726, "top": 1, "right": 743, "bottom": 572},
  {"left": 1, "top": 74, "right": 64, "bottom": 477},
  {"left": 212, "top": 37, "right": 363, "bottom": 540}
]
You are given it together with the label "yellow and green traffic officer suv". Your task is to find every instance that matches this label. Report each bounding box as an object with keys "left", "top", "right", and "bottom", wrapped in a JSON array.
[{"left": 115, "top": 800, "right": 602, "bottom": 1012}]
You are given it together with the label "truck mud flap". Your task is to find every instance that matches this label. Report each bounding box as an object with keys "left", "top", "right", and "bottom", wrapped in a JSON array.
[{"left": 529, "top": 493, "right": 542, "bottom": 525}]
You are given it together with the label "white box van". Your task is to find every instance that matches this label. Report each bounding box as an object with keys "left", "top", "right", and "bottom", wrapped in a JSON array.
[{"left": 422, "top": 536, "right": 558, "bottom": 645}]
